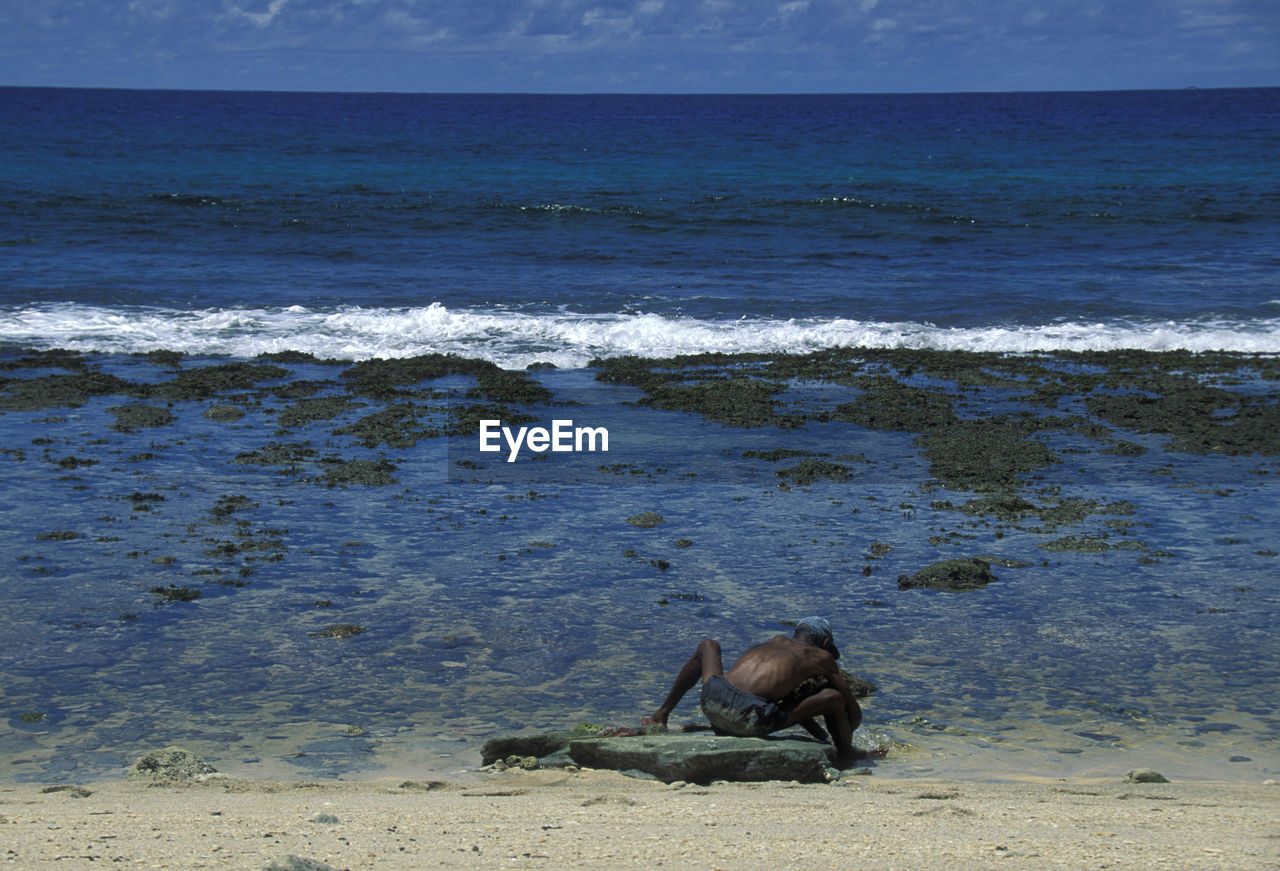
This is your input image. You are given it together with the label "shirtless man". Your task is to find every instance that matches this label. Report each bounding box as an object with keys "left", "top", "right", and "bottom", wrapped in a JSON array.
[{"left": 642, "top": 617, "right": 863, "bottom": 767}]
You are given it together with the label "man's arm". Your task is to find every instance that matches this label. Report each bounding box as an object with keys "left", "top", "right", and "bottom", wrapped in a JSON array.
[{"left": 642, "top": 638, "right": 725, "bottom": 729}]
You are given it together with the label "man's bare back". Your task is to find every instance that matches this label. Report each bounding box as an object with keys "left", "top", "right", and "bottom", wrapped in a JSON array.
[{"left": 724, "top": 636, "right": 838, "bottom": 700}]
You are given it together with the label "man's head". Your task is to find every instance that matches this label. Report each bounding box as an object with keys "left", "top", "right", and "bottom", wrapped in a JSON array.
[{"left": 793, "top": 616, "right": 840, "bottom": 660}]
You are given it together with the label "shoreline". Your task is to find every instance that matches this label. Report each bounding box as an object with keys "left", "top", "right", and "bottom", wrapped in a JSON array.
[{"left": 3, "top": 769, "right": 1276, "bottom": 870}]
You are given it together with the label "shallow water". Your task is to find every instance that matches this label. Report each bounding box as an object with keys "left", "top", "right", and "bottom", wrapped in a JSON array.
[{"left": 1, "top": 352, "right": 1277, "bottom": 783}]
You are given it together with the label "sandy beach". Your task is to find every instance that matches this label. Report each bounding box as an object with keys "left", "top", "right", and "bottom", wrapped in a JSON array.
[{"left": 3, "top": 768, "right": 1276, "bottom": 870}]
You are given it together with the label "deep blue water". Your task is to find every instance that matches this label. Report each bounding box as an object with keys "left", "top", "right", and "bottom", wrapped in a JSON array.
[
  {"left": 0, "top": 89, "right": 1278, "bottom": 784},
  {"left": 2, "top": 87, "right": 1279, "bottom": 363}
]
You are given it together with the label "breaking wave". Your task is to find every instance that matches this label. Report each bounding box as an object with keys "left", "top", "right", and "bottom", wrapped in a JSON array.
[{"left": 2, "top": 302, "right": 1278, "bottom": 369}]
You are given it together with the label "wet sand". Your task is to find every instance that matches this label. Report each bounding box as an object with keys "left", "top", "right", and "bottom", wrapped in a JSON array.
[{"left": 4, "top": 769, "right": 1277, "bottom": 870}]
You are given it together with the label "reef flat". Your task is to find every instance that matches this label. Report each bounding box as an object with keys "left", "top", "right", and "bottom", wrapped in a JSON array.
[{"left": 1, "top": 346, "right": 1276, "bottom": 783}]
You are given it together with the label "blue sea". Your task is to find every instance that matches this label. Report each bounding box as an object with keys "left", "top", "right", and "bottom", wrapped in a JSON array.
[{"left": 1, "top": 87, "right": 1278, "bottom": 783}]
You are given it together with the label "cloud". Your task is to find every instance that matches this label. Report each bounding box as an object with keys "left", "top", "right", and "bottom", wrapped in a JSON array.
[
  {"left": 226, "top": 0, "right": 291, "bottom": 29},
  {"left": 0, "top": 0, "right": 1275, "bottom": 92}
]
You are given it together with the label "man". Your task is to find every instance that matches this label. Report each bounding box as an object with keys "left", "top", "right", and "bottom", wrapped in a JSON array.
[{"left": 642, "top": 617, "right": 863, "bottom": 768}]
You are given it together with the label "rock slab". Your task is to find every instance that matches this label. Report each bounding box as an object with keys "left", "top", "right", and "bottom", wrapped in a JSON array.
[
  {"left": 567, "top": 733, "right": 834, "bottom": 784},
  {"left": 483, "top": 731, "right": 837, "bottom": 783}
]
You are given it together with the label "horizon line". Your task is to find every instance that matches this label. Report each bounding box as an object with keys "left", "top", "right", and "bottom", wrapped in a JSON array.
[{"left": 2, "top": 83, "right": 1277, "bottom": 98}]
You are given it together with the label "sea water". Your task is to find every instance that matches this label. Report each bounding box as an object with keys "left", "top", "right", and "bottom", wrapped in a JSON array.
[{"left": 1, "top": 88, "right": 1278, "bottom": 782}]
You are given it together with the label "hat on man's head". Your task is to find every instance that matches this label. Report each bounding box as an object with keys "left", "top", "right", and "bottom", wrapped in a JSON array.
[{"left": 794, "top": 616, "right": 840, "bottom": 660}]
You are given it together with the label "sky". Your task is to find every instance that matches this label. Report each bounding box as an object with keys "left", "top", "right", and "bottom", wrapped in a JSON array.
[{"left": 0, "top": 0, "right": 1276, "bottom": 93}]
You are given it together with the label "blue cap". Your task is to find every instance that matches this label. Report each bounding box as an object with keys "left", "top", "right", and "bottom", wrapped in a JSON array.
[{"left": 794, "top": 616, "right": 840, "bottom": 660}]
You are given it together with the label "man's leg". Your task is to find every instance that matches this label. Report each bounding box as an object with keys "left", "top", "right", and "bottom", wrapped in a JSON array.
[
  {"left": 642, "top": 638, "right": 724, "bottom": 728},
  {"left": 781, "top": 688, "right": 862, "bottom": 767}
]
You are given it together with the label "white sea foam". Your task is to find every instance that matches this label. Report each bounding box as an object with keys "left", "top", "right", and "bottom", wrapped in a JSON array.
[{"left": 2, "top": 302, "right": 1278, "bottom": 368}]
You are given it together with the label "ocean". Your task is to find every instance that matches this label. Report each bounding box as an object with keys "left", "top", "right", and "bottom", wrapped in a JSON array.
[{"left": 1, "top": 87, "right": 1278, "bottom": 783}]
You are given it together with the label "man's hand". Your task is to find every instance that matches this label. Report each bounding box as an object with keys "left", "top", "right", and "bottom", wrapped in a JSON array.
[{"left": 641, "top": 710, "right": 669, "bottom": 729}]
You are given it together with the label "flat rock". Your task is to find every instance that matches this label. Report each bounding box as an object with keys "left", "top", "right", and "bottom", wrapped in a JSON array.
[{"left": 569, "top": 733, "right": 833, "bottom": 784}]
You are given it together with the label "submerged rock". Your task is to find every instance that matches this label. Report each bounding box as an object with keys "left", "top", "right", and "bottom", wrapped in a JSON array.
[
  {"left": 203, "top": 405, "right": 246, "bottom": 422},
  {"left": 626, "top": 511, "right": 665, "bottom": 528},
  {"left": 309, "top": 624, "right": 367, "bottom": 639},
  {"left": 107, "top": 403, "right": 176, "bottom": 432},
  {"left": 641, "top": 378, "right": 789, "bottom": 428},
  {"left": 776, "top": 459, "right": 851, "bottom": 486},
  {"left": 898, "top": 558, "right": 997, "bottom": 592}
]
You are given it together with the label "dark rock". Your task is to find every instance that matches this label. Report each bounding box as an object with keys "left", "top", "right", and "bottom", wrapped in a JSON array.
[
  {"left": 898, "top": 558, "right": 997, "bottom": 592},
  {"left": 466, "top": 370, "right": 554, "bottom": 405},
  {"left": 309, "top": 624, "right": 367, "bottom": 639},
  {"left": 742, "top": 448, "right": 815, "bottom": 462},
  {"left": 568, "top": 733, "right": 834, "bottom": 784},
  {"left": 0, "top": 369, "right": 136, "bottom": 412},
  {"left": 334, "top": 404, "right": 431, "bottom": 448},
  {"left": 312, "top": 458, "right": 398, "bottom": 487},
  {"left": 959, "top": 495, "right": 1038, "bottom": 522},
  {"left": 108, "top": 403, "right": 176, "bottom": 432},
  {"left": 626, "top": 512, "right": 664, "bottom": 528},
  {"left": 276, "top": 397, "right": 362, "bottom": 429},
  {"left": 150, "top": 584, "right": 201, "bottom": 603},
  {"left": 1038, "top": 536, "right": 1110, "bottom": 553},
  {"left": 973, "top": 555, "right": 1035, "bottom": 568},
  {"left": 832, "top": 377, "right": 956, "bottom": 432},
  {"left": 233, "top": 442, "right": 318, "bottom": 466},
  {"left": 141, "top": 350, "right": 185, "bottom": 367},
  {"left": 480, "top": 732, "right": 577, "bottom": 765},
  {"left": 776, "top": 459, "right": 851, "bottom": 486},
  {"left": 203, "top": 405, "right": 246, "bottom": 421},
  {"left": 258, "top": 351, "right": 342, "bottom": 365},
  {"left": 644, "top": 378, "right": 788, "bottom": 428},
  {"left": 917, "top": 418, "right": 1059, "bottom": 492},
  {"left": 152, "top": 363, "right": 287, "bottom": 401}
]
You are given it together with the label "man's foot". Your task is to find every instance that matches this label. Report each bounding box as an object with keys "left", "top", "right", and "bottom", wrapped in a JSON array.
[{"left": 834, "top": 751, "right": 861, "bottom": 769}]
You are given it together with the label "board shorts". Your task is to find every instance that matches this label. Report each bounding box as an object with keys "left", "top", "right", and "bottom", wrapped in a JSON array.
[{"left": 700, "top": 674, "right": 788, "bottom": 738}]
